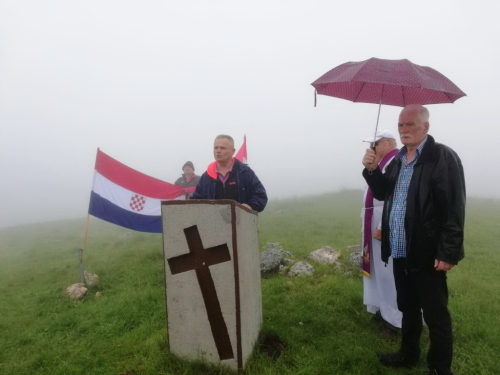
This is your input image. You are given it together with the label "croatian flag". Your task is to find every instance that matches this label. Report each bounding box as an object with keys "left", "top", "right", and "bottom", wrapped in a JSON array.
[
  {"left": 235, "top": 135, "right": 247, "bottom": 164},
  {"left": 89, "top": 149, "right": 190, "bottom": 233}
]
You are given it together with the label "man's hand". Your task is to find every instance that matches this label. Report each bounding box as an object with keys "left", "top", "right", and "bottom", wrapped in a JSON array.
[
  {"left": 362, "top": 149, "right": 378, "bottom": 170},
  {"left": 373, "top": 229, "right": 382, "bottom": 241},
  {"left": 241, "top": 203, "right": 252, "bottom": 211},
  {"left": 434, "top": 259, "right": 454, "bottom": 271}
]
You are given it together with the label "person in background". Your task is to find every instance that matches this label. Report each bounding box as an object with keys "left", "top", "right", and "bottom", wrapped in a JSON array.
[
  {"left": 174, "top": 161, "right": 200, "bottom": 198},
  {"left": 191, "top": 134, "right": 267, "bottom": 212},
  {"left": 362, "top": 104, "right": 465, "bottom": 375},
  {"left": 360, "top": 129, "right": 402, "bottom": 333}
]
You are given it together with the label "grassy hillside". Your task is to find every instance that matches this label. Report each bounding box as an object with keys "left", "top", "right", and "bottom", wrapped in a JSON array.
[{"left": 0, "top": 190, "right": 498, "bottom": 375}]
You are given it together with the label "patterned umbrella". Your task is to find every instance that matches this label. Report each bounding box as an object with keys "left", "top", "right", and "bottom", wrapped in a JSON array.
[{"left": 311, "top": 57, "right": 466, "bottom": 136}]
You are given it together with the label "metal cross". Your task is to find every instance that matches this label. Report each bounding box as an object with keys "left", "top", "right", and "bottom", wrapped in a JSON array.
[{"left": 167, "top": 225, "right": 234, "bottom": 360}]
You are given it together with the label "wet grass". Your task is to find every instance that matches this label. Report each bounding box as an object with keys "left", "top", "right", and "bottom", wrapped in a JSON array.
[{"left": 0, "top": 190, "right": 498, "bottom": 374}]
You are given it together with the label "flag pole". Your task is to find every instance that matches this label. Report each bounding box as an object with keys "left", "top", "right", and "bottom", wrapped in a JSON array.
[
  {"left": 79, "top": 213, "right": 90, "bottom": 284},
  {"left": 82, "top": 213, "right": 90, "bottom": 259},
  {"left": 78, "top": 148, "right": 99, "bottom": 283}
]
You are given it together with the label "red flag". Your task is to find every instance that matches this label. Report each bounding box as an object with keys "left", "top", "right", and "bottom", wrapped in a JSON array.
[{"left": 235, "top": 135, "right": 247, "bottom": 164}]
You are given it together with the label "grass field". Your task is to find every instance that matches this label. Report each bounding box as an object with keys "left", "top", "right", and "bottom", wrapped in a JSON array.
[{"left": 0, "top": 190, "right": 499, "bottom": 375}]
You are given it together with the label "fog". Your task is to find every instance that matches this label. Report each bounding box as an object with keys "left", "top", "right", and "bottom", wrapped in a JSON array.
[{"left": 1, "top": 0, "right": 499, "bottom": 228}]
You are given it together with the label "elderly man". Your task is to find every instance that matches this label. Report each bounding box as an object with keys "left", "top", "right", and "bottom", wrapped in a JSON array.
[
  {"left": 192, "top": 134, "right": 267, "bottom": 212},
  {"left": 361, "top": 129, "right": 402, "bottom": 332},
  {"left": 362, "top": 105, "right": 465, "bottom": 375}
]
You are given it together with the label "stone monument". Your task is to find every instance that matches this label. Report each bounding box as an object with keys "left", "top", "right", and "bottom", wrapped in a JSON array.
[{"left": 161, "top": 200, "right": 262, "bottom": 370}]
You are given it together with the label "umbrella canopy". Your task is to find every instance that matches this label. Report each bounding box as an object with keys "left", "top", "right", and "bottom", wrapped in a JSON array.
[{"left": 311, "top": 57, "right": 466, "bottom": 107}]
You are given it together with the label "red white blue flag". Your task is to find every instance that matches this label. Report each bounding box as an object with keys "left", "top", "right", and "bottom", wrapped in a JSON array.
[
  {"left": 89, "top": 149, "right": 189, "bottom": 233},
  {"left": 235, "top": 135, "right": 247, "bottom": 164}
]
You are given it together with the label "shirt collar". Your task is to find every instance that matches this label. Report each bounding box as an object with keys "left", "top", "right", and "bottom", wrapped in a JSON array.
[
  {"left": 416, "top": 136, "right": 428, "bottom": 155},
  {"left": 215, "top": 161, "right": 234, "bottom": 176},
  {"left": 398, "top": 136, "right": 428, "bottom": 161}
]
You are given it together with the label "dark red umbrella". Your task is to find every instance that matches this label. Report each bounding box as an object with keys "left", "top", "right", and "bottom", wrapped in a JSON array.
[{"left": 311, "top": 57, "right": 466, "bottom": 137}]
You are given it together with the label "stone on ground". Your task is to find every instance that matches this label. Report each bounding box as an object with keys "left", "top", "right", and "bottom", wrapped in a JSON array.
[
  {"left": 66, "top": 283, "right": 88, "bottom": 301},
  {"left": 84, "top": 271, "right": 99, "bottom": 286},
  {"left": 260, "top": 248, "right": 283, "bottom": 277},
  {"left": 347, "top": 245, "right": 362, "bottom": 267},
  {"left": 308, "top": 246, "right": 341, "bottom": 265},
  {"left": 287, "top": 261, "right": 314, "bottom": 277}
]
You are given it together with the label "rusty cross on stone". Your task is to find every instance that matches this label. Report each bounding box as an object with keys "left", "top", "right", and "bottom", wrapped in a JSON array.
[{"left": 167, "top": 225, "right": 234, "bottom": 360}]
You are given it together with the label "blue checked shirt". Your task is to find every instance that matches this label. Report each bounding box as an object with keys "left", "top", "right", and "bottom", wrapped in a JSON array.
[{"left": 390, "top": 137, "right": 428, "bottom": 258}]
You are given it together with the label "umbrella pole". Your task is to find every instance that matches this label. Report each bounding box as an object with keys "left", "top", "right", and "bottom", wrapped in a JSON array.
[
  {"left": 368, "top": 88, "right": 384, "bottom": 175},
  {"left": 373, "top": 101, "right": 382, "bottom": 149},
  {"left": 373, "top": 85, "right": 385, "bottom": 148}
]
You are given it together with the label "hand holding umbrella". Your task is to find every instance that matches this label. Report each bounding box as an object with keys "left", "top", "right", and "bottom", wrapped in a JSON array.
[{"left": 362, "top": 148, "right": 378, "bottom": 172}]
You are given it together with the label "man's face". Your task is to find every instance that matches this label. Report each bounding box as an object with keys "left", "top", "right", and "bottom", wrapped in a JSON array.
[
  {"left": 398, "top": 108, "right": 429, "bottom": 148},
  {"left": 373, "top": 138, "right": 394, "bottom": 158},
  {"left": 213, "top": 138, "right": 235, "bottom": 164},
  {"left": 183, "top": 166, "right": 194, "bottom": 175}
]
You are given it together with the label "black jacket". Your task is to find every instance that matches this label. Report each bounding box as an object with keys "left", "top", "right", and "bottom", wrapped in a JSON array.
[
  {"left": 191, "top": 159, "right": 268, "bottom": 212},
  {"left": 363, "top": 135, "right": 465, "bottom": 270}
]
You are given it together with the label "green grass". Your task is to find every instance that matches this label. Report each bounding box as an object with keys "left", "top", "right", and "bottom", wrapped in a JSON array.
[{"left": 0, "top": 190, "right": 498, "bottom": 374}]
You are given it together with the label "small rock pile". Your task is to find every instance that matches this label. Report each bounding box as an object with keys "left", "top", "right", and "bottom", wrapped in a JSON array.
[
  {"left": 65, "top": 271, "right": 100, "bottom": 301},
  {"left": 259, "top": 243, "right": 344, "bottom": 278}
]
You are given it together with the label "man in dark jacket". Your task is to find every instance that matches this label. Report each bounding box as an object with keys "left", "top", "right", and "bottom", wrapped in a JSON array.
[
  {"left": 174, "top": 161, "right": 201, "bottom": 198},
  {"left": 191, "top": 134, "right": 267, "bottom": 212},
  {"left": 362, "top": 105, "right": 465, "bottom": 375},
  {"left": 174, "top": 161, "right": 201, "bottom": 188}
]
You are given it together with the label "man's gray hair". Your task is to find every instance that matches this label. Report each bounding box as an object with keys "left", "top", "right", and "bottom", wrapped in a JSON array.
[
  {"left": 215, "top": 134, "right": 234, "bottom": 148},
  {"left": 404, "top": 104, "right": 430, "bottom": 123},
  {"left": 417, "top": 105, "right": 430, "bottom": 123}
]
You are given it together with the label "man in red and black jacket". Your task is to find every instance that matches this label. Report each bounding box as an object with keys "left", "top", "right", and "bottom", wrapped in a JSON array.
[
  {"left": 191, "top": 134, "right": 267, "bottom": 212},
  {"left": 174, "top": 161, "right": 201, "bottom": 198}
]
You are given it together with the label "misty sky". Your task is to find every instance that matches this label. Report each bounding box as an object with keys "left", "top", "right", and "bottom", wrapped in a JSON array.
[{"left": 1, "top": 0, "right": 499, "bottom": 228}]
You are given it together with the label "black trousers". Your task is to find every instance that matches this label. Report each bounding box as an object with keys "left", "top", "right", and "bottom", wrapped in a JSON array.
[{"left": 393, "top": 258, "right": 454, "bottom": 375}]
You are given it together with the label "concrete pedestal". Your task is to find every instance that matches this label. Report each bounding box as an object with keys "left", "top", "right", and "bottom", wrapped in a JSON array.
[{"left": 161, "top": 200, "right": 262, "bottom": 370}]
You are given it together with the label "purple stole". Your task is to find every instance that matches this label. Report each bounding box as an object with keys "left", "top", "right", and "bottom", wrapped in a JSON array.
[{"left": 362, "top": 149, "right": 399, "bottom": 277}]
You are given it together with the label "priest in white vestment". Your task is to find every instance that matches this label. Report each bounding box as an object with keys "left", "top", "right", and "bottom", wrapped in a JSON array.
[{"left": 361, "top": 129, "right": 402, "bottom": 329}]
